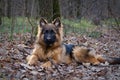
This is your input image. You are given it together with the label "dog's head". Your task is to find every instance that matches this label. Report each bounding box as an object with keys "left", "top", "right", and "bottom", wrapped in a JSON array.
[{"left": 36, "top": 18, "right": 63, "bottom": 47}]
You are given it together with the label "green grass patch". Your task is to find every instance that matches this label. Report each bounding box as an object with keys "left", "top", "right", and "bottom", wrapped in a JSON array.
[
  {"left": 0, "top": 17, "right": 37, "bottom": 40},
  {"left": 62, "top": 18, "right": 94, "bottom": 28},
  {"left": 0, "top": 17, "right": 37, "bottom": 33},
  {"left": 102, "top": 18, "right": 120, "bottom": 27},
  {"left": 62, "top": 18, "right": 102, "bottom": 38}
]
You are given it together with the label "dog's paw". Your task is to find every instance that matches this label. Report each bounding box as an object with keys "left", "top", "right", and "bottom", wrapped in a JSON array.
[
  {"left": 92, "top": 61, "right": 100, "bottom": 66},
  {"left": 41, "top": 61, "right": 52, "bottom": 69},
  {"left": 26, "top": 55, "right": 38, "bottom": 66},
  {"left": 27, "top": 60, "right": 37, "bottom": 66}
]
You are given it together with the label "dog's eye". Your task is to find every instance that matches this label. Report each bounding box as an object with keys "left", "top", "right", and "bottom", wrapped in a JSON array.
[
  {"left": 44, "top": 30, "right": 49, "bottom": 33},
  {"left": 50, "top": 30, "right": 54, "bottom": 33},
  {"left": 44, "top": 29, "right": 55, "bottom": 34}
]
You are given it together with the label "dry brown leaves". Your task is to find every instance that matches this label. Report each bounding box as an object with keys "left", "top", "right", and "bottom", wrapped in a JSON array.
[{"left": 0, "top": 30, "right": 120, "bottom": 80}]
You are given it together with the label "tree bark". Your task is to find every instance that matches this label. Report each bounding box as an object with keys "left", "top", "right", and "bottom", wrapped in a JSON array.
[
  {"left": 53, "top": 0, "right": 61, "bottom": 20},
  {"left": 0, "top": 0, "right": 2, "bottom": 25},
  {"left": 38, "top": 0, "right": 53, "bottom": 22},
  {"left": 7, "top": 0, "right": 11, "bottom": 18}
]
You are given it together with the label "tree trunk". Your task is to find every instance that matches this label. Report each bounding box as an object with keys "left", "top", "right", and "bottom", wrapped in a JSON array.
[
  {"left": 0, "top": 0, "right": 2, "bottom": 25},
  {"left": 53, "top": 0, "right": 61, "bottom": 20},
  {"left": 76, "top": 0, "right": 82, "bottom": 19},
  {"left": 10, "top": 0, "right": 15, "bottom": 39},
  {"left": 7, "top": 0, "right": 11, "bottom": 18},
  {"left": 0, "top": 17, "right": 1, "bottom": 26},
  {"left": 38, "top": 0, "right": 53, "bottom": 22}
]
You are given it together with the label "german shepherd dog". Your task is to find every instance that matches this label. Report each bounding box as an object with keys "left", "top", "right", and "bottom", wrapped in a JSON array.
[{"left": 27, "top": 18, "right": 120, "bottom": 68}]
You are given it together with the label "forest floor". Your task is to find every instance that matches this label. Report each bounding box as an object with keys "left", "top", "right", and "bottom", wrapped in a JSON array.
[{"left": 0, "top": 29, "right": 120, "bottom": 80}]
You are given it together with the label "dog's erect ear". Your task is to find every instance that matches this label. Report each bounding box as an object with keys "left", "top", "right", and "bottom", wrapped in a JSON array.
[
  {"left": 53, "top": 17, "right": 61, "bottom": 28},
  {"left": 39, "top": 18, "right": 48, "bottom": 27}
]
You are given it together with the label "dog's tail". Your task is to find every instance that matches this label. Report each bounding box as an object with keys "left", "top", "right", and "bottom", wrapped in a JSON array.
[{"left": 96, "top": 55, "right": 120, "bottom": 65}]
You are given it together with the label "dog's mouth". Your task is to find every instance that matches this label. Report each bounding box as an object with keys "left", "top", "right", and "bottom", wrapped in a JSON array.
[{"left": 44, "top": 40, "right": 55, "bottom": 46}]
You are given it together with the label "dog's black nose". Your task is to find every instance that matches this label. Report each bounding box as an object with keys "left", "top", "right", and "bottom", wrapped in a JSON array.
[{"left": 46, "top": 36, "right": 51, "bottom": 41}]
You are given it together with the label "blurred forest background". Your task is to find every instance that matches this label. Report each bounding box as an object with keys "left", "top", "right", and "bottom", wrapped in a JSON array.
[
  {"left": 0, "top": 0, "right": 120, "bottom": 80},
  {"left": 0, "top": 0, "right": 120, "bottom": 40}
]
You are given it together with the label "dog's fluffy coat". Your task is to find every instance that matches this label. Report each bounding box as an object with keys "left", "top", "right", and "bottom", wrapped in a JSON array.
[{"left": 27, "top": 18, "right": 120, "bottom": 68}]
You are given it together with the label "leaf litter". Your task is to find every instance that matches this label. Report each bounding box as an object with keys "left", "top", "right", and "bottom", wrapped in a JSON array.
[{"left": 0, "top": 29, "right": 120, "bottom": 80}]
